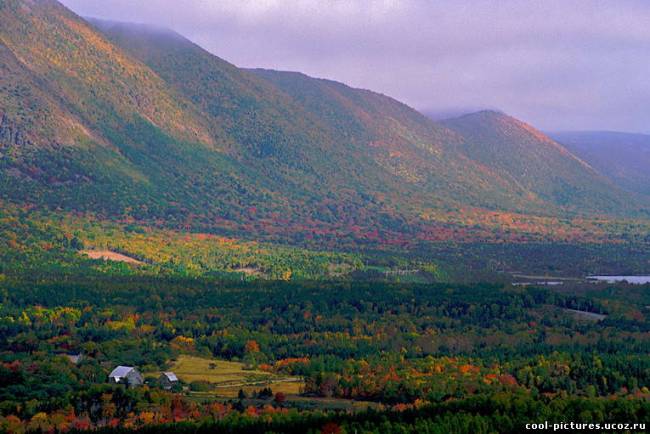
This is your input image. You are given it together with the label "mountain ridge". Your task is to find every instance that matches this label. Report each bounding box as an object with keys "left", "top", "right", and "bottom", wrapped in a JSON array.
[
  {"left": 440, "top": 110, "right": 637, "bottom": 214},
  {"left": 1, "top": 0, "right": 647, "bottom": 248}
]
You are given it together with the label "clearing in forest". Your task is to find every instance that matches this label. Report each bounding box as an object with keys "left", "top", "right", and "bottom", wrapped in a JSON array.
[
  {"left": 170, "top": 355, "right": 303, "bottom": 397},
  {"left": 80, "top": 250, "right": 144, "bottom": 265}
]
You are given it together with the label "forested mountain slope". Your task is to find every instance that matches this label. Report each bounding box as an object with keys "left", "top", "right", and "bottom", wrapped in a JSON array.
[
  {"left": 0, "top": 0, "right": 266, "bottom": 222},
  {"left": 98, "top": 19, "right": 643, "bottom": 219},
  {"left": 441, "top": 111, "right": 639, "bottom": 215},
  {"left": 93, "top": 19, "right": 538, "bottom": 218},
  {"left": 0, "top": 0, "right": 646, "bottom": 247}
]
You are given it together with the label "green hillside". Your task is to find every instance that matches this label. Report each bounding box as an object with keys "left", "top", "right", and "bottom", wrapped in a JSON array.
[
  {"left": 94, "top": 20, "right": 535, "bottom": 218},
  {"left": 441, "top": 111, "right": 640, "bottom": 215},
  {"left": 249, "top": 69, "right": 534, "bottom": 213},
  {"left": 1, "top": 0, "right": 647, "bottom": 249},
  {"left": 97, "top": 18, "right": 638, "bottom": 221},
  {"left": 0, "top": 0, "right": 273, "bottom": 222},
  {"left": 88, "top": 19, "right": 401, "bottom": 229}
]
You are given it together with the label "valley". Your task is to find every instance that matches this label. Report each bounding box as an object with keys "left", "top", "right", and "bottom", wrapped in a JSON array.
[{"left": 0, "top": 0, "right": 649, "bottom": 433}]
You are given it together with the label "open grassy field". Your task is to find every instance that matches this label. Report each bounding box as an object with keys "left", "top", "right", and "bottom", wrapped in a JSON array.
[{"left": 170, "top": 355, "right": 303, "bottom": 398}]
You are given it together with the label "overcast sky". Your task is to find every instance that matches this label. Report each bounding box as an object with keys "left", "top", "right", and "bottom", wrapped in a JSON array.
[{"left": 60, "top": 0, "right": 650, "bottom": 133}]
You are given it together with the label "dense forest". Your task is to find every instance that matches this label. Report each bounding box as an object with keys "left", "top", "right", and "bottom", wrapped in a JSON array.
[
  {"left": 2, "top": 200, "right": 650, "bottom": 433},
  {"left": 1, "top": 262, "right": 649, "bottom": 432}
]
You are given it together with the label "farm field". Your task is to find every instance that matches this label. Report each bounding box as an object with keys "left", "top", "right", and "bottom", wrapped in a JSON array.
[{"left": 170, "top": 355, "right": 304, "bottom": 398}]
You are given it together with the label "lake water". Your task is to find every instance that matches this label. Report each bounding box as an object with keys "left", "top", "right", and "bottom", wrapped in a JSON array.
[{"left": 587, "top": 275, "right": 650, "bottom": 284}]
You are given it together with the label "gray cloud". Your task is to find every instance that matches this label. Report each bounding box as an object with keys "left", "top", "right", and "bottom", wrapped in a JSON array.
[{"left": 60, "top": 0, "right": 650, "bottom": 132}]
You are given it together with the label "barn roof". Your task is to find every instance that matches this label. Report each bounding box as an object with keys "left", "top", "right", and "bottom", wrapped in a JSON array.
[
  {"left": 109, "top": 366, "right": 135, "bottom": 378},
  {"left": 162, "top": 372, "right": 178, "bottom": 382}
]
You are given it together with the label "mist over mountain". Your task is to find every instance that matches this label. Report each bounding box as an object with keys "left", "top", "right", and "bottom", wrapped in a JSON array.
[
  {"left": 552, "top": 131, "right": 650, "bottom": 198},
  {"left": 59, "top": 0, "right": 650, "bottom": 134}
]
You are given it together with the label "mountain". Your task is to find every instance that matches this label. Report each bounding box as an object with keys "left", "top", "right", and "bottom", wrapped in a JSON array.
[
  {"left": 0, "top": 0, "right": 646, "bottom": 247},
  {"left": 85, "top": 18, "right": 408, "bottom": 224},
  {"left": 91, "top": 19, "right": 543, "bottom": 218},
  {"left": 440, "top": 111, "right": 638, "bottom": 214},
  {"left": 0, "top": 0, "right": 263, "bottom": 221},
  {"left": 85, "top": 16, "right": 642, "bottom": 222},
  {"left": 247, "top": 72, "right": 647, "bottom": 217},
  {"left": 84, "top": 15, "right": 650, "bottom": 222},
  {"left": 551, "top": 131, "right": 650, "bottom": 198}
]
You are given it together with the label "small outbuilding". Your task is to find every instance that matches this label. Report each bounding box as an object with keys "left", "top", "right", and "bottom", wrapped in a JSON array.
[
  {"left": 108, "top": 366, "right": 144, "bottom": 387},
  {"left": 159, "top": 372, "right": 179, "bottom": 390}
]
